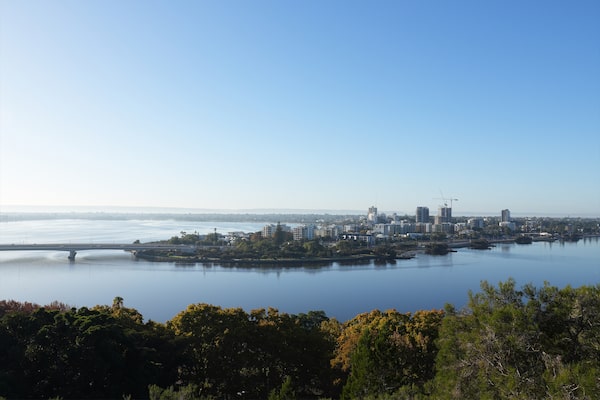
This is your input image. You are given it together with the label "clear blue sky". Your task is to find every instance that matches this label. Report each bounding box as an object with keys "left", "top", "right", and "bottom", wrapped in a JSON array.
[{"left": 1, "top": 1, "right": 599, "bottom": 216}]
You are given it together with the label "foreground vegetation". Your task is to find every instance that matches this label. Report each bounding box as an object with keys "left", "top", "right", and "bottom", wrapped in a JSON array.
[{"left": 1, "top": 280, "right": 599, "bottom": 399}]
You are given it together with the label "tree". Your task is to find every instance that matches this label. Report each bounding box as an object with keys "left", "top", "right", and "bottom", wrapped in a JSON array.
[
  {"left": 274, "top": 222, "right": 285, "bottom": 246},
  {"left": 0, "top": 303, "right": 178, "bottom": 399},
  {"left": 432, "top": 280, "right": 600, "bottom": 399},
  {"left": 268, "top": 376, "right": 296, "bottom": 400},
  {"left": 373, "top": 245, "right": 397, "bottom": 259},
  {"left": 335, "top": 309, "right": 444, "bottom": 399},
  {"left": 113, "top": 296, "right": 124, "bottom": 310},
  {"left": 167, "top": 304, "right": 336, "bottom": 399}
]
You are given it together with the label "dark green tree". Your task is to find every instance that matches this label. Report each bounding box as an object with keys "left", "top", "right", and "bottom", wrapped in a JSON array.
[{"left": 274, "top": 222, "right": 285, "bottom": 246}]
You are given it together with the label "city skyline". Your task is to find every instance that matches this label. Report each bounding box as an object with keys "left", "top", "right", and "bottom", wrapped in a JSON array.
[{"left": 1, "top": 1, "right": 599, "bottom": 217}]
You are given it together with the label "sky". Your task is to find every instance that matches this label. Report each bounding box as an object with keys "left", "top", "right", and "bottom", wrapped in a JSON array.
[{"left": 1, "top": 1, "right": 599, "bottom": 217}]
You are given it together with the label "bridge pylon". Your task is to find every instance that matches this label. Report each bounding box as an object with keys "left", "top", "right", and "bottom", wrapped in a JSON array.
[{"left": 68, "top": 250, "right": 77, "bottom": 261}]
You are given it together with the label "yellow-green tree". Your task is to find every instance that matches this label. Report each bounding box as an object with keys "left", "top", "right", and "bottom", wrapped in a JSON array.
[{"left": 333, "top": 309, "right": 444, "bottom": 399}]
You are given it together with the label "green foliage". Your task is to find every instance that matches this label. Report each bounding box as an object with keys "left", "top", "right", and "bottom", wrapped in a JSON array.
[
  {"left": 372, "top": 245, "right": 396, "bottom": 259},
  {"left": 0, "top": 300, "right": 178, "bottom": 399},
  {"left": 167, "top": 304, "right": 336, "bottom": 399},
  {"left": 268, "top": 376, "right": 296, "bottom": 400},
  {"left": 424, "top": 243, "right": 449, "bottom": 255},
  {"left": 1, "top": 280, "right": 599, "bottom": 399},
  {"left": 432, "top": 279, "right": 600, "bottom": 399},
  {"left": 334, "top": 239, "right": 368, "bottom": 256},
  {"left": 274, "top": 222, "right": 286, "bottom": 246},
  {"left": 168, "top": 231, "right": 202, "bottom": 245},
  {"left": 148, "top": 384, "right": 206, "bottom": 400}
]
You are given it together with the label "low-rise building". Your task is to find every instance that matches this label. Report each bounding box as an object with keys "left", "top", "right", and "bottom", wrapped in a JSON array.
[
  {"left": 415, "top": 222, "right": 432, "bottom": 233},
  {"left": 467, "top": 218, "right": 485, "bottom": 229},
  {"left": 433, "top": 223, "right": 455, "bottom": 234},
  {"left": 339, "top": 233, "right": 374, "bottom": 246},
  {"left": 499, "top": 221, "right": 516, "bottom": 231}
]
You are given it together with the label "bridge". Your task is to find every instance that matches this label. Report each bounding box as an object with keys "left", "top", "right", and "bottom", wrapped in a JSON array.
[{"left": 0, "top": 243, "right": 196, "bottom": 260}]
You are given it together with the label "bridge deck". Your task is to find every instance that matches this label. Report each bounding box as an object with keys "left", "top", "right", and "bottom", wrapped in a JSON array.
[
  {"left": 0, "top": 243, "right": 195, "bottom": 260},
  {"left": 0, "top": 243, "right": 194, "bottom": 251}
]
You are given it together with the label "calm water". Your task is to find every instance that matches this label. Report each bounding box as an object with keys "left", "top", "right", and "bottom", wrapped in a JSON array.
[{"left": 1, "top": 219, "right": 599, "bottom": 322}]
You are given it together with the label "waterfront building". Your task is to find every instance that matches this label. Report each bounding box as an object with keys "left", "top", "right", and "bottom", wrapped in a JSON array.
[
  {"left": 467, "top": 218, "right": 485, "bottom": 229},
  {"left": 262, "top": 223, "right": 291, "bottom": 238},
  {"left": 293, "top": 225, "right": 303, "bottom": 241},
  {"left": 293, "top": 224, "right": 316, "bottom": 241},
  {"left": 262, "top": 224, "right": 276, "bottom": 238},
  {"left": 416, "top": 206, "right": 430, "bottom": 223}
]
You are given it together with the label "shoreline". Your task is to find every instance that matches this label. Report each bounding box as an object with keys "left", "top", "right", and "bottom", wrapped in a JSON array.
[{"left": 133, "top": 252, "right": 415, "bottom": 265}]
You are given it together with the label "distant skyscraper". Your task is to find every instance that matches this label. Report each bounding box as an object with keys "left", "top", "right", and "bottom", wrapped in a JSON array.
[
  {"left": 367, "top": 206, "right": 378, "bottom": 223},
  {"left": 416, "top": 206, "right": 429, "bottom": 223},
  {"left": 501, "top": 209, "right": 511, "bottom": 222}
]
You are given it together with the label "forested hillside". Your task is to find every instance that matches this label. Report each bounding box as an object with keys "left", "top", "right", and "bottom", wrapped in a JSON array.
[{"left": 1, "top": 280, "right": 598, "bottom": 399}]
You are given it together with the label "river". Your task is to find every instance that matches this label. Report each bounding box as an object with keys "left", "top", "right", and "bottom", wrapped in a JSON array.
[{"left": 0, "top": 218, "right": 598, "bottom": 322}]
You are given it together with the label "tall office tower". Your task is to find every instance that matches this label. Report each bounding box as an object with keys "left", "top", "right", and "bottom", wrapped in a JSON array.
[
  {"left": 437, "top": 206, "right": 452, "bottom": 224},
  {"left": 367, "top": 206, "right": 378, "bottom": 223},
  {"left": 501, "top": 209, "right": 511, "bottom": 222},
  {"left": 416, "top": 206, "right": 430, "bottom": 223}
]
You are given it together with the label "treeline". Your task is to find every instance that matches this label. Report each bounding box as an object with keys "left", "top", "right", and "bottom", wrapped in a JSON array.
[
  {"left": 164, "top": 231, "right": 400, "bottom": 261},
  {"left": 1, "top": 280, "right": 599, "bottom": 399}
]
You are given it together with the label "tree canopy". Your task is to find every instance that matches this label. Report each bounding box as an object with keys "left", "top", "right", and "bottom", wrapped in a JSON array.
[{"left": 1, "top": 281, "right": 599, "bottom": 399}]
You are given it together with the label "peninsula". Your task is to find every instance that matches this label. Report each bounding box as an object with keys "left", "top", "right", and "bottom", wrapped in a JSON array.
[{"left": 131, "top": 210, "right": 599, "bottom": 265}]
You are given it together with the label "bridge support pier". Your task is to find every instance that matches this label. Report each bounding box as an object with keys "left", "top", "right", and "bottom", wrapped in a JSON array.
[{"left": 68, "top": 250, "right": 77, "bottom": 261}]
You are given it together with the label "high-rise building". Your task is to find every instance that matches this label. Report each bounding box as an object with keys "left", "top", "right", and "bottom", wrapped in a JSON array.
[
  {"left": 416, "top": 206, "right": 429, "bottom": 223},
  {"left": 501, "top": 209, "right": 511, "bottom": 222},
  {"left": 367, "top": 206, "right": 378, "bottom": 223},
  {"left": 436, "top": 206, "right": 452, "bottom": 224}
]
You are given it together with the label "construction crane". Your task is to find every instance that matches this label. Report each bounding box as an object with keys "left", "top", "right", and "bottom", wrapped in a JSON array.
[{"left": 434, "top": 193, "right": 459, "bottom": 208}]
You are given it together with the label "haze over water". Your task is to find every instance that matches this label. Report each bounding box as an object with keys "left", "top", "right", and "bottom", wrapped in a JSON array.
[{"left": 1, "top": 218, "right": 599, "bottom": 322}]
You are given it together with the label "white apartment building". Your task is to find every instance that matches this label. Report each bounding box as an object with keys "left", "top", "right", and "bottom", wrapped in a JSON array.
[
  {"left": 262, "top": 224, "right": 291, "bottom": 238},
  {"left": 293, "top": 224, "right": 316, "bottom": 241}
]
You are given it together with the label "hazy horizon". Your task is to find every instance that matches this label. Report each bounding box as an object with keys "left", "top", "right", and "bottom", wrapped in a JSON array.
[{"left": 1, "top": 204, "right": 597, "bottom": 219}]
